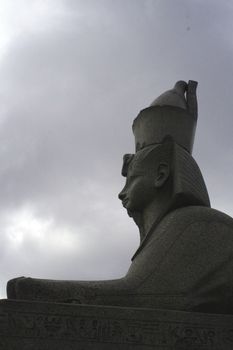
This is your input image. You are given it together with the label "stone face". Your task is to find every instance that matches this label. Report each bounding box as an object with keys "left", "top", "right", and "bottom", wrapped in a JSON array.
[{"left": 1, "top": 299, "right": 233, "bottom": 350}]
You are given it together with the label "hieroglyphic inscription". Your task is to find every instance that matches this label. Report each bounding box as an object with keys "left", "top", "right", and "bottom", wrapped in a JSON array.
[
  {"left": 170, "top": 325, "right": 216, "bottom": 349},
  {"left": 1, "top": 304, "right": 233, "bottom": 350},
  {"left": 1, "top": 310, "right": 233, "bottom": 349}
]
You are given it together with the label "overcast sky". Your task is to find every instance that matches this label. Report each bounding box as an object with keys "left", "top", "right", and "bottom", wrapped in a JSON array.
[{"left": 0, "top": 0, "right": 233, "bottom": 298}]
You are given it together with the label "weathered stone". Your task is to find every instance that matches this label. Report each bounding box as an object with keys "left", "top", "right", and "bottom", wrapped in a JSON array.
[
  {"left": 3, "top": 81, "right": 233, "bottom": 348},
  {"left": 6, "top": 206, "right": 233, "bottom": 314},
  {"left": 1, "top": 299, "right": 233, "bottom": 350}
]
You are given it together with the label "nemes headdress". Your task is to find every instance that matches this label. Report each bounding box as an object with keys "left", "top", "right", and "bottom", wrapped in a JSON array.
[{"left": 132, "top": 80, "right": 197, "bottom": 153}]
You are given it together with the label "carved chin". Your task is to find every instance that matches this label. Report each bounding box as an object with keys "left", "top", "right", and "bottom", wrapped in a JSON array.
[
  {"left": 127, "top": 208, "right": 133, "bottom": 217},
  {"left": 127, "top": 209, "right": 141, "bottom": 222}
]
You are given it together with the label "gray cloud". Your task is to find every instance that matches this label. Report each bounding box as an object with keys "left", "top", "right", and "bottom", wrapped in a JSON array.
[{"left": 0, "top": 0, "right": 233, "bottom": 298}]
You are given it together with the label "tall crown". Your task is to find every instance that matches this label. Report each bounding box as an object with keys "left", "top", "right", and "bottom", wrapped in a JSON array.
[{"left": 132, "top": 80, "right": 198, "bottom": 153}]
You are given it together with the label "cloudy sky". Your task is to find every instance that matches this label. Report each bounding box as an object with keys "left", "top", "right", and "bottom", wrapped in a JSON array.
[{"left": 0, "top": 0, "right": 233, "bottom": 298}]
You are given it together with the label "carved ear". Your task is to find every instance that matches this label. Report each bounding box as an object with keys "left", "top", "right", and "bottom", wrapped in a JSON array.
[{"left": 154, "top": 162, "right": 170, "bottom": 188}]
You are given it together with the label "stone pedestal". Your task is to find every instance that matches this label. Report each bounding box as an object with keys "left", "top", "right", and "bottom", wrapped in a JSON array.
[{"left": 0, "top": 299, "right": 233, "bottom": 349}]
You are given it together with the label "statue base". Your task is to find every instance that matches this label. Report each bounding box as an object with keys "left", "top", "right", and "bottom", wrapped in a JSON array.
[{"left": 0, "top": 299, "right": 233, "bottom": 349}]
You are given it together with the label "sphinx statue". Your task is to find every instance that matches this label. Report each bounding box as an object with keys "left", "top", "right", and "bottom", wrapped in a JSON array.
[{"left": 7, "top": 81, "right": 233, "bottom": 314}]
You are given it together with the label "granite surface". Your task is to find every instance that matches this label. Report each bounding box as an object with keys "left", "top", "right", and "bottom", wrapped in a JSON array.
[
  {"left": 1, "top": 299, "right": 233, "bottom": 350},
  {"left": 4, "top": 81, "right": 233, "bottom": 349}
]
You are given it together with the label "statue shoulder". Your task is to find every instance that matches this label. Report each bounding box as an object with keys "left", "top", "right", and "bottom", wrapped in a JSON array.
[
  {"left": 155, "top": 206, "right": 233, "bottom": 253},
  {"left": 132, "top": 206, "right": 233, "bottom": 261},
  {"left": 162, "top": 206, "right": 233, "bottom": 231}
]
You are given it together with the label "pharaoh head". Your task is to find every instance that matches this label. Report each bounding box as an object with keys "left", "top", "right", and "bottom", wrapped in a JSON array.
[{"left": 119, "top": 81, "right": 210, "bottom": 233}]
